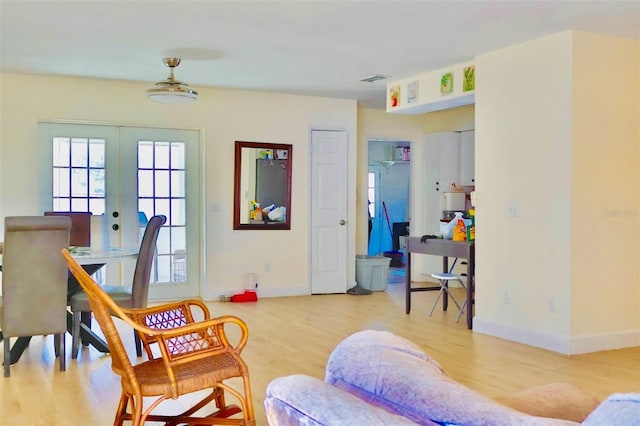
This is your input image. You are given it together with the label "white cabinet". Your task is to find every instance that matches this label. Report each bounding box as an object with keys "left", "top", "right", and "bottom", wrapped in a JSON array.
[
  {"left": 414, "top": 131, "right": 474, "bottom": 283},
  {"left": 423, "top": 132, "right": 460, "bottom": 236},
  {"left": 459, "top": 130, "right": 475, "bottom": 186}
]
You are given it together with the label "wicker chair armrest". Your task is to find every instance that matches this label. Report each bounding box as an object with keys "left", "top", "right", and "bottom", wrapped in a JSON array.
[{"left": 154, "top": 315, "right": 249, "bottom": 362}]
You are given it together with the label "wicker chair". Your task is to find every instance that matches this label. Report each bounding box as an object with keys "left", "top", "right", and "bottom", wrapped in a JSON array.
[{"left": 61, "top": 248, "right": 255, "bottom": 425}]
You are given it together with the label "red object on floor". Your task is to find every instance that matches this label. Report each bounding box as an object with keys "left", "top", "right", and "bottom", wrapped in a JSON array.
[{"left": 231, "top": 290, "right": 258, "bottom": 302}]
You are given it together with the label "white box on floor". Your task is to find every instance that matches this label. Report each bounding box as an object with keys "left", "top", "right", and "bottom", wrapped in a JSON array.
[{"left": 356, "top": 255, "right": 391, "bottom": 291}]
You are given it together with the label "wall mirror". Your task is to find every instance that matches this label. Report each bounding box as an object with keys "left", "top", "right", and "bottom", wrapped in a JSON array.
[{"left": 233, "top": 141, "right": 292, "bottom": 230}]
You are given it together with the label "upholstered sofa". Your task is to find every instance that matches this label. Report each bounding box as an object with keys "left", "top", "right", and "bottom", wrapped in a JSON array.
[{"left": 264, "top": 330, "right": 639, "bottom": 425}]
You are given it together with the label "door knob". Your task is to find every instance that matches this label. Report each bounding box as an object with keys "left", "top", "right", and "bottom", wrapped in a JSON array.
[{"left": 339, "top": 220, "right": 346, "bottom": 225}]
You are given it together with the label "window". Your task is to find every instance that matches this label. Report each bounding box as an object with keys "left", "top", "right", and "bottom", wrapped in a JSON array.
[{"left": 368, "top": 172, "right": 376, "bottom": 218}]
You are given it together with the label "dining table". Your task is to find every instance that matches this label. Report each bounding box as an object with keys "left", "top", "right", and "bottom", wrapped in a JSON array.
[{"left": 0, "top": 246, "right": 138, "bottom": 364}]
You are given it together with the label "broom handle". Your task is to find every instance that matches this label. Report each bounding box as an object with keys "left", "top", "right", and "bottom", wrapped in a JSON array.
[{"left": 382, "top": 202, "right": 395, "bottom": 250}]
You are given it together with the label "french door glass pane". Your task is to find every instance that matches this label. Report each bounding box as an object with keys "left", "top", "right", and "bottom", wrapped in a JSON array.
[
  {"left": 71, "top": 138, "right": 88, "bottom": 167},
  {"left": 155, "top": 170, "right": 170, "bottom": 197},
  {"left": 53, "top": 137, "right": 70, "bottom": 167},
  {"left": 155, "top": 142, "right": 170, "bottom": 168},
  {"left": 89, "top": 139, "right": 105, "bottom": 168},
  {"left": 138, "top": 141, "right": 154, "bottom": 168}
]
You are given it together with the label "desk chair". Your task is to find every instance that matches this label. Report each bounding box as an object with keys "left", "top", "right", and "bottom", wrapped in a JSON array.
[
  {"left": 1, "top": 216, "right": 71, "bottom": 377},
  {"left": 62, "top": 248, "right": 255, "bottom": 425},
  {"left": 69, "top": 215, "right": 166, "bottom": 358}
]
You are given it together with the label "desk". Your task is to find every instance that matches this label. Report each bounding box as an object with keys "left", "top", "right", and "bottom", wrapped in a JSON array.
[
  {"left": 406, "top": 237, "right": 475, "bottom": 329},
  {"left": 0, "top": 247, "right": 137, "bottom": 363}
]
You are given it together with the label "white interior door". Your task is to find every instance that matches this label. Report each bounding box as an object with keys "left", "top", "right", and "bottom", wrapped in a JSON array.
[{"left": 310, "top": 129, "right": 348, "bottom": 294}]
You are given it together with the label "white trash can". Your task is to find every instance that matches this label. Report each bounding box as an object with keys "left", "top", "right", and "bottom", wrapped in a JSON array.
[{"left": 356, "top": 255, "right": 391, "bottom": 291}]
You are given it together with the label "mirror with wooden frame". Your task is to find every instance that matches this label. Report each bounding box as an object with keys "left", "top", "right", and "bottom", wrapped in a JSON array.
[{"left": 233, "top": 141, "right": 292, "bottom": 230}]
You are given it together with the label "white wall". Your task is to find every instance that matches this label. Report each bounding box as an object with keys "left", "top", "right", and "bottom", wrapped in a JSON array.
[
  {"left": 473, "top": 31, "right": 640, "bottom": 354},
  {"left": 0, "top": 73, "right": 358, "bottom": 300}
]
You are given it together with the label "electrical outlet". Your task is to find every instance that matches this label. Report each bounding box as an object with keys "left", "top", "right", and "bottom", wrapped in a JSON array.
[
  {"left": 507, "top": 204, "right": 520, "bottom": 218},
  {"left": 264, "top": 262, "right": 270, "bottom": 273},
  {"left": 548, "top": 297, "right": 556, "bottom": 313},
  {"left": 503, "top": 291, "right": 509, "bottom": 304}
]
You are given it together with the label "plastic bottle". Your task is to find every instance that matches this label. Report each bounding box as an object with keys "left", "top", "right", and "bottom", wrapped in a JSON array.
[
  {"left": 466, "top": 209, "right": 476, "bottom": 242},
  {"left": 452, "top": 212, "right": 467, "bottom": 242}
]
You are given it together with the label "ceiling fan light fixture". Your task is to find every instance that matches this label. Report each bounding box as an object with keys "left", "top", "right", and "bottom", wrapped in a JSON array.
[{"left": 147, "top": 58, "right": 198, "bottom": 104}]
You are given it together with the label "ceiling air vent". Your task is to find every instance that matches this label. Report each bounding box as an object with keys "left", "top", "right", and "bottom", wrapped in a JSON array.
[{"left": 360, "top": 74, "right": 390, "bottom": 83}]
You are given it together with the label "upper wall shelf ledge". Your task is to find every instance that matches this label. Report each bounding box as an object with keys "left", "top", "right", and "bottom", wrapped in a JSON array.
[{"left": 379, "top": 160, "right": 409, "bottom": 168}]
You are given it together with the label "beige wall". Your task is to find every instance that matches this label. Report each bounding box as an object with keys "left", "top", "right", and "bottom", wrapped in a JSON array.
[
  {"left": 422, "top": 104, "right": 475, "bottom": 133},
  {"left": 571, "top": 32, "right": 639, "bottom": 346},
  {"left": 0, "top": 73, "right": 358, "bottom": 299},
  {"left": 474, "top": 31, "right": 640, "bottom": 354}
]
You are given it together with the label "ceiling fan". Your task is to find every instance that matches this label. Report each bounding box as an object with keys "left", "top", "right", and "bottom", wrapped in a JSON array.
[{"left": 146, "top": 58, "right": 198, "bottom": 104}]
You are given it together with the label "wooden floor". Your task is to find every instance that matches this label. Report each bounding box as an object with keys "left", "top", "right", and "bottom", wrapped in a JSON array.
[{"left": 1, "top": 272, "right": 639, "bottom": 425}]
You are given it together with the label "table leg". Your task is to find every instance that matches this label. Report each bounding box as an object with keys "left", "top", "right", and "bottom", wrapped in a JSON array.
[
  {"left": 405, "top": 250, "right": 412, "bottom": 314},
  {"left": 65, "top": 263, "right": 110, "bottom": 353},
  {"left": 65, "top": 311, "right": 109, "bottom": 353},
  {"left": 8, "top": 336, "right": 32, "bottom": 365},
  {"left": 442, "top": 256, "right": 449, "bottom": 311},
  {"left": 466, "top": 245, "right": 475, "bottom": 329}
]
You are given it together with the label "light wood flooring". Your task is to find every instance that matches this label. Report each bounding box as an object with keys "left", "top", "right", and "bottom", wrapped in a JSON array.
[{"left": 1, "top": 272, "right": 639, "bottom": 425}]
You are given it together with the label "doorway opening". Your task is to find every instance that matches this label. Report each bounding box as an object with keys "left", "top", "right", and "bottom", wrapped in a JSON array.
[{"left": 367, "top": 139, "right": 411, "bottom": 279}]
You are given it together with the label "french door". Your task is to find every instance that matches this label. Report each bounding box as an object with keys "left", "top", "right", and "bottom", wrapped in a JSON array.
[{"left": 39, "top": 123, "right": 202, "bottom": 300}]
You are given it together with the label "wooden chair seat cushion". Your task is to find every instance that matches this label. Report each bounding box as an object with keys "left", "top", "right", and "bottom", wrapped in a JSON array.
[{"left": 70, "top": 286, "right": 133, "bottom": 311}]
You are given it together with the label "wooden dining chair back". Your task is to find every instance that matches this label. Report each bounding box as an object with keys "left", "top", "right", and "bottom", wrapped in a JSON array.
[
  {"left": 1, "top": 216, "right": 71, "bottom": 377},
  {"left": 129, "top": 214, "right": 166, "bottom": 309},
  {"left": 61, "top": 248, "right": 255, "bottom": 425},
  {"left": 44, "top": 211, "right": 92, "bottom": 247},
  {"left": 69, "top": 214, "right": 166, "bottom": 358}
]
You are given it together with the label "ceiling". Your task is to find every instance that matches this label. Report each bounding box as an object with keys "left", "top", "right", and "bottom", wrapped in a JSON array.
[{"left": 1, "top": 1, "right": 638, "bottom": 109}]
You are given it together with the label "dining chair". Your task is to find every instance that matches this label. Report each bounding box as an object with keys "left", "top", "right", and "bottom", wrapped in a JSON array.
[
  {"left": 1, "top": 216, "right": 71, "bottom": 377},
  {"left": 69, "top": 214, "right": 166, "bottom": 358},
  {"left": 43, "top": 211, "right": 92, "bottom": 247},
  {"left": 61, "top": 248, "right": 256, "bottom": 425}
]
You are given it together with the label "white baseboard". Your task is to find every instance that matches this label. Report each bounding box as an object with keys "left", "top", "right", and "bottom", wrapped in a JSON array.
[
  {"left": 569, "top": 330, "right": 640, "bottom": 354},
  {"left": 473, "top": 317, "right": 640, "bottom": 355}
]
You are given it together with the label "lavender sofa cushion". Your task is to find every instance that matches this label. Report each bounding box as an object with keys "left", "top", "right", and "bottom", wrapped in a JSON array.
[
  {"left": 582, "top": 393, "right": 640, "bottom": 426},
  {"left": 265, "top": 374, "right": 420, "bottom": 425},
  {"left": 325, "top": 330, "right": 577, "bottom": 426}
]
